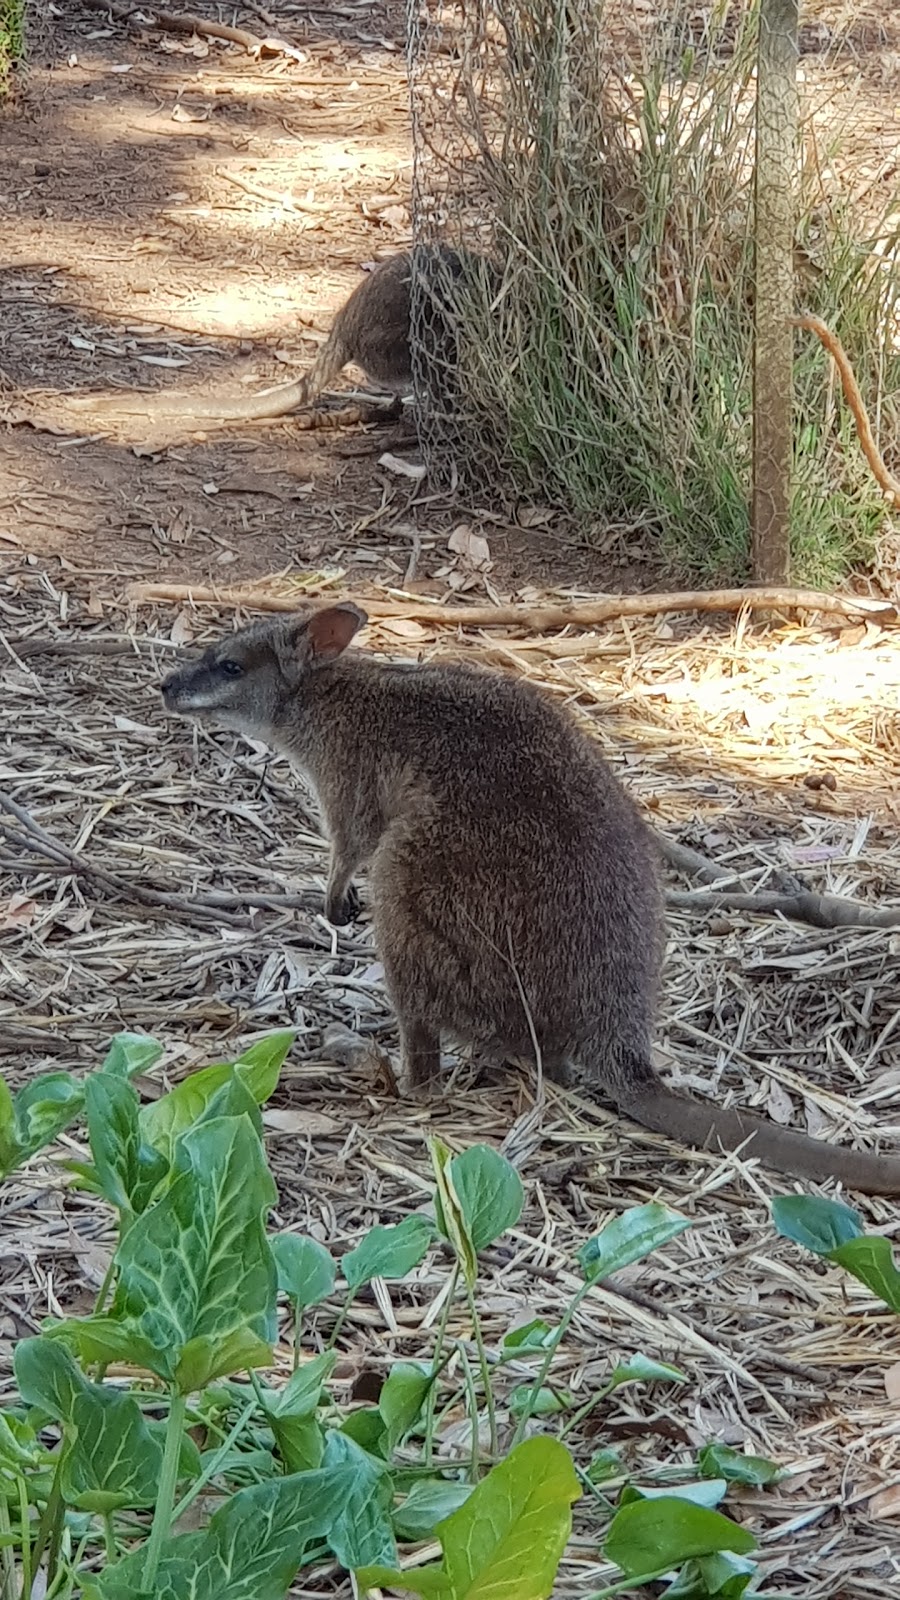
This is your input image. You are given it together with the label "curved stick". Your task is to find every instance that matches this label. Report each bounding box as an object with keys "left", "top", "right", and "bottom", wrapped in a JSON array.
[{"left": 793, "top": 313, "right": 900, "bottom": 506}]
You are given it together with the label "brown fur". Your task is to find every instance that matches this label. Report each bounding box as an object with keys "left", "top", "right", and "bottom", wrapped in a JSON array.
[
  {"left": 161, "top": 606, "right": 900, "bottom": 1194},
  {"left": 153, "top": 248, "right": 469, "bottom": 424}
]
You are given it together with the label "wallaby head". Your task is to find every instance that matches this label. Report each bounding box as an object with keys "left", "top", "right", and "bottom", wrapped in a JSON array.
[{"left": 160, "top": 604, "right": 367, "bottom": 740}]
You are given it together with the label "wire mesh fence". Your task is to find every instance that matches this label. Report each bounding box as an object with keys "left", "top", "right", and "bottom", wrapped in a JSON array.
[{"left": 403, "top": 0, "right": 900, "bottom": 582}]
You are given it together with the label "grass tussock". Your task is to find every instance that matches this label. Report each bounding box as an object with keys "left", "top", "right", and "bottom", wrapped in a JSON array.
[
  {"left": 0, "top": 0, "right": 24, "bottom": 92},
  {"left": 426, "top": 1, "right": 900, "bottom": 585}
]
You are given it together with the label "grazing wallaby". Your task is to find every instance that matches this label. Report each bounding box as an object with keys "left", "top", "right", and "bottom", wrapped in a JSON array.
[
  {"left": 148, "top": 247, "right": 476, "bottom": 424},
  {"left": 161, "top": 605, "right": 900, "bottom": 1194}
]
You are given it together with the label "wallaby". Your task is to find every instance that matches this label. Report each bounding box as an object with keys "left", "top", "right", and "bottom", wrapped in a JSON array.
[
  {"left": 135, "top": 247, "right": 475, "bottom": 424},
  {"left": 160, "top": 605, "right": 900, "bottom": 1194}
]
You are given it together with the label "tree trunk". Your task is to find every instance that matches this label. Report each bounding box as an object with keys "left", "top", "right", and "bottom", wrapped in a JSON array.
[{"left": 752, "top": 0, "right": 799, "bottom": 584}]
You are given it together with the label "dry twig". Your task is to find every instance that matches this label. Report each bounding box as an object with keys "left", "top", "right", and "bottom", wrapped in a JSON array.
[
  {"left": 124, "top": 582, "right": 899, "bottom": 629},
  {"left": 80, "top": 0, "right": 306, "bottom": 61},
  {"left": 793, "top": 314, "right": 900, "bottom": 508}
]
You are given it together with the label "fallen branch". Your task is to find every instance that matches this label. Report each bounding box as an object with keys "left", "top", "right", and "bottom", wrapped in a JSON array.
[
  {"left": 124, "top": 581, "right": 898, "bottom": 629},
  {"left": 666, "top": 887, "right": 900, "bottom": 931},
  {"left": 80, "top": 0, "right": 306, "bottom": 61},
  {"left": 793, "top": 314, "right": 900, "bottom": 508}
]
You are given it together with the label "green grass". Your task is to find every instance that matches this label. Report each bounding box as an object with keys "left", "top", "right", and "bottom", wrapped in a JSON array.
[
  {"left": 0, "top": 0, "right": 25, "bottom": 92},
  {"left": 436, "top": 1, "right": 900, "bottom": 585}
]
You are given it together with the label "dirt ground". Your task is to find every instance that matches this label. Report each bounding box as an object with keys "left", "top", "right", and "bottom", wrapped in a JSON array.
[{"left": 2, "top": 4, "right": 900, "bottom": 1598}]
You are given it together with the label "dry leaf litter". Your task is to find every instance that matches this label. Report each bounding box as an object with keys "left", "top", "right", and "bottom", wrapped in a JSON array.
[{"left": 1, "top": 570, "right": 900, "bottom": 1598}]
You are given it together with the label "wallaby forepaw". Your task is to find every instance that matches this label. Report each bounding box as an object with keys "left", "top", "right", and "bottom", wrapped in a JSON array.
[{"left": 325, "top": 883, "right": 361, "bottom": 926}]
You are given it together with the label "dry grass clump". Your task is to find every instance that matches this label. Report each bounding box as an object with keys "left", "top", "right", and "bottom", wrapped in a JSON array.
[{"left": 412, "top": 0, "right": 900, "bottom": 583}]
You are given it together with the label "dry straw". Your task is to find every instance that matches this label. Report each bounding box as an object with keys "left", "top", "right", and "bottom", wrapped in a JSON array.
[
  {"left": 406, "top": 0, "right": 900, "bottom": 583},
  {"left": 2, "top": 573, "right": 900, "bottom": 1594}
]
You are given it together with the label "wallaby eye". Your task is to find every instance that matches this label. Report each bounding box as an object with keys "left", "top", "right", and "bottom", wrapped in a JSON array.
[{"left": 220, "top": 659, "right": 243, "bottom": 678}]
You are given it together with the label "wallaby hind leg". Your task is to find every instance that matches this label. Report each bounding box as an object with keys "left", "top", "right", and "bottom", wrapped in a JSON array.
[
  {"left": 543, "top": 1056, "right": 574, "bottom": 1088},
  {"left": 324, "top": 840, "right": 362, "bottom": 926},
  {"left": 398, "top": 1017, "right": 441, "bottom": 1090}
]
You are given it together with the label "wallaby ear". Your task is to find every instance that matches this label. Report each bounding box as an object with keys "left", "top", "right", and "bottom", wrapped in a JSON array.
[
  {"left": 275, "top": 604, "right": 367, "bottom": 685},
  {"left": 305, "top": 603, "right": 367, "bottom": 664}
]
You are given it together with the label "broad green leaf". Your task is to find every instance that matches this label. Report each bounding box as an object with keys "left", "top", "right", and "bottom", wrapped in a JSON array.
[
  {"left": 341, "top": 1407, "right": 387, "bottom": 1456},
  {"left": 607, "top": 1354, "right": 688, "bottom": 1390},
  {"left": 663, "top": 1552, "right": 758, "bottom": 1597},
  {"left": 43, "top": 1317, "right": 165, "bottom": 1377},
  {"left": 140, "top": 1030, "right": 292, "bottom": 1160},
  {"left": 230, "top": 1030, "right": 296, "bottom": 1096},
  {"left": 192, "top": 1073, "right": 265, "bottom": 1141},
  {"left": 502, "top": 1320, "right": 558, "bottom": 1353},
  {"left": 392, "top": 1480, "right": 474, "bottom": 1542},
  {"left": 830, "top": 1235, "right": 900, "bottom": 1313},
  {"left": 605, "top": 1497, "right": 756, "bottom": 1579},
  {"left": 106, "top": 1114, "right": 276, "bottom": 1385},
  {"left": 271, "top": 1416, "right": 324, "bottom": 1474},
  {"left": 101, "top": 1033, "right": 164, "bottom": 1079},
  {"left": 85, "top": 1073, "right": 168, "bottom": 1219},
  {"left": 620, "top": 1481, "right": 728, "bottom": 1510},
  {"left": 697, "top": 1444, "right": 781, "bottom": 1487},
  {"left": 175, "top": 1328, "right": 275, "bottom": 1393},
  {"left": 359, "top": 1435, "right": 580, "bottom": 1600},
  {"left": 264, "top": 1352, "right": 337, "bottom": 1420},
  {"left": 586, "top": 1448, "right": 625, "bottom": 1485},
  {"left": 343, "top": 1216, "right": 433, "bottom": 1291},
  {"left": 61, "top": 1387, "right": 171, "bottom": 1512},
  {"left": 0, "top": 1071, "right": 84, "bottom": 1176},
  {"left": 578, "top": 1203, "right": 691, "bottom": 1284},
  {"left": 271, "top": 1233, "right": 336, "bottom": 1308},
  {"left": 15, "top": 1336, "right": 85, "bottom": 1421},
  {"left": 0, "top": 1077, "right": 17, "bottom": 1174},
  {"left": 431, "top": 1136, "right": 477, "bottom": 1287},
  {"left": 322, "top": 1431, "right": 397, "bottom": 1569},
  {"left": 379, "top": 1361, "right": 434, "bottom": 1450},
  {"left": 509, "top": 1385, "right": 570, "bottom": 1419},
  {"left": 85, "top": 1462, "right": 345, "bottom": 1600},
  {"left": 353, "top": 1569, "right": 446, "bottom": 1598},
  {"left": 448, "top": 1145, "right": 524, "bottom": 1252},
  {"left": 772, "top": 1195, "right": 862, "bottom": 1255},
  {"left": 0, "top": 1411, "right": 43, "bottom": 1471},
  {"left": 257, "top": 1354, "right": 335, "bottom": 1474}
]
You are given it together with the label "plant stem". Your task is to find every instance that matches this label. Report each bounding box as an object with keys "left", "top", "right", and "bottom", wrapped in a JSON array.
[
  {"left": 16, "top": 1473, "right": 31, "bottom": 1600},
  {"left": 30, "top": 1468, "right": 64, "bottom": 1591},
  {"left": 510, "top": 1282, "right": 589, "bottom": 1447},
  {"left": 458, "top": 1348, "right": 481, "bottom": 1483},
  {"left": 93, "top": 1253, "right": 117, "bottom": 1317},
  {"left": 424, "top": 1262, "right": 459, "bottom": 1467},
  {"left": 582, "top": 1564, "right": 684, "bottom": 1598},
  {"left": 0, "top": 1492, "right": 15, "bottom": 1600},
  {"left": 326, "top": 1291, "right": 356, "bottom": 1353},
  {"left": 142, "top": 1388, "right": 187, "bottom": 1589},
  {"left": 101, "top": 1512, "right": 117, "bottom": 1565},
  {"left": 559, "top": 1379, "right": 614, "bottom": 1440},
  {"left": 292, "top": 1310, "right": 302, "bottom": 1373},
  {"left": 44, "top": 1530, "right": 91, "bottom": 1600},
  {"left": 465, "top": 1280, "right": 497, "bottom": 1458},
  {"left": 170, "top": 1398, "right": 256, "bottom": 1524}
]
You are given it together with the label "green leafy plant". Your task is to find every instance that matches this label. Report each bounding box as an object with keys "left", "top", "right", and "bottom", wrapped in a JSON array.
[
  {"left": 0, "top": 1029, "right": 784, "bottom": 1598},
  {"left": 774, "top": 1193, "right": 900, "bottom": 1310}
]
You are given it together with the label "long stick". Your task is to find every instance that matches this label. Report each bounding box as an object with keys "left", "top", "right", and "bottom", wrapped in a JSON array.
[{"left": 124, "top": 581, "right": 898, "bottom": 629}]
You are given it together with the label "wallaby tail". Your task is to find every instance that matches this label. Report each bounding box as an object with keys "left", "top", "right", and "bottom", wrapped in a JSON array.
[
  {"left": 104, "top": 332, "right": 352, "bottom": 424},
  {"left": 615, "top": 1064, "right": 900, "bottom": 1195}
]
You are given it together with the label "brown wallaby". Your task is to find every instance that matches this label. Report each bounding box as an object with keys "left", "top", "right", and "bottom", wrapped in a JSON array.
[
  {"left": 140, "top": 247, "right": 473, "bottom": 424},
  {"left": 160, "top": 604, "right": 900, "bottom": 1194}
]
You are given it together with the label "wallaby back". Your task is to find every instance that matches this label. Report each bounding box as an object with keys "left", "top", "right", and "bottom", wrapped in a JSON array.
[{"left": 161, "top": 605, "right": 900, "bottom": 1195}]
